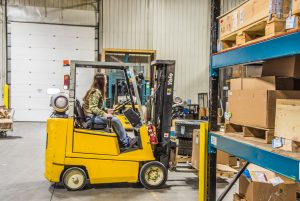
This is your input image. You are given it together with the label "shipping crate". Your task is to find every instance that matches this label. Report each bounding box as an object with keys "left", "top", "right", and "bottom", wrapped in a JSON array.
[
  {"left": 219, "top": 0, "right": 289, "bottom": 51},
  {"left": 275, "top": 99, "right": 300, "bottom": 151}
]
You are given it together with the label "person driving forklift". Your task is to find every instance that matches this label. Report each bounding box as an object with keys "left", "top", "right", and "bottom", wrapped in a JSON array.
[{"left": 82, "top": 73, "right": 137, "bottom": 148}]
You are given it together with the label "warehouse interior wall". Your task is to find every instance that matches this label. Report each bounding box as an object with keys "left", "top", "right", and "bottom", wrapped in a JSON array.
[
  {"left": 0, "top": 0, "right": 243, "bottom": 105},
  {"left": 102, "top": 0, "right": 211, "bottom": 103},
  {"left": 0, "top": 0, "right": 99, "bottom": 106}
]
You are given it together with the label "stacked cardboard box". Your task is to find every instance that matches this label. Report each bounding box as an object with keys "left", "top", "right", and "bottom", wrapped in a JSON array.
[
  {"left": 235, "top": 164, "right": 297, "bottom": 201},
  {"left": 219, "top": 0, "right": 289, "bottom": 39},
  {"left": 217, "top": 150, "right": 237, "bottom": 167},
  {"left": 274, "top": 99, "right": 300, "bottom": 151},
  {"left": 228, "top": 56, "right": 300, "bottom": 129}
]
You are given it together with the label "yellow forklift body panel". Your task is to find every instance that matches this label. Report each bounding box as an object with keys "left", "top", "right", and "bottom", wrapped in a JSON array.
[
  {"left": 73, "top": 129, "right": 120, "bottom": 155},
  {"left": 64, "top": 157, "right": 139, "bottom": 184},
  {"left": 45, "top": 118, "right": 155, "bottom": 184},
  {"left": 45, "top": 118, "right": 69, "bottom": 182}
]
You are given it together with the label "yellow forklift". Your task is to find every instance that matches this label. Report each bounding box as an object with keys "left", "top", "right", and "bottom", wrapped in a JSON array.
[{"left": 45, "top": 60, "right": 176, "bottom": 190}]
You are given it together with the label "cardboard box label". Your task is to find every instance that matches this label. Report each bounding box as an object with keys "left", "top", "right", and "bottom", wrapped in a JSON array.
[
  {"left": 272, "top": 137, "right": 283, "bottom": 148},
  {"left": 286, "top": 15, "right": 296, "bottom": 29},
  {"left": 254, "top": 171, "right": 268, "bottom": 183},
  {"left": 211, "top": 136, "right": 217, "bottom": 146},
  {"left": 240, "top": 9, "right": 244, "bottom": 25},
  {"left": 269, "top": 177, "right": 284, "bottom": 186},
  {"left": 233, "top": 11, "right": 238, "bottom": 31}
]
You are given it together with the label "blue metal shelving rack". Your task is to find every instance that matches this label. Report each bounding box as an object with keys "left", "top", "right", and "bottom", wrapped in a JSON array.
[{"left": 208, "top": 31, "right": 300, "bottom": 201}]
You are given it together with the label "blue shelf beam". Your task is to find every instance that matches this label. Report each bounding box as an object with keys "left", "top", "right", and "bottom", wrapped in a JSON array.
[
  {"left": 211, "top": 31, "right": 300, "bottom": 69},
  {"left": 209, "top": 132, "right": 300, "bottom": 182}
]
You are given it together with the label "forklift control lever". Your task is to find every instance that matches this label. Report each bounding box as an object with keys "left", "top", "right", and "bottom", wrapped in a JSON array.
[{"left": 107, "top": 116, "right": 113, "bottom": 131}]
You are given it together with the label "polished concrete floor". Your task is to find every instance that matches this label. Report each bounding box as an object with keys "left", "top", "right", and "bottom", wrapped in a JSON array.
[{"left": 0, "top": 122, "right": 236, "bottom": 201}]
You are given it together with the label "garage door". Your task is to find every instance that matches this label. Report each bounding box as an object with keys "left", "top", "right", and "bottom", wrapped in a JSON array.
[{"left": 10, "top": 22, "right": 95, "bottom": 121}]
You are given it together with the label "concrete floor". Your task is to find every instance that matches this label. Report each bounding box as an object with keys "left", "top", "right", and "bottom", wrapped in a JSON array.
[{"left": 0, "top": 122, "right": 236, "bottom": 201}]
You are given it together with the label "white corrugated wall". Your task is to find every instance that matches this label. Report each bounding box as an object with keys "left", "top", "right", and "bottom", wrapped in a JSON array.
[
  {"left": 103, "top": 0, "right": 211, "bottom": 103},
  {"left": 221, "top": 0, "right": 245, "bottom": 14}
]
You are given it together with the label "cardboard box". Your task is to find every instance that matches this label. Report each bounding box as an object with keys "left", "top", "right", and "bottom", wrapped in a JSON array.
[
  {"left": 233, "top": 194, "right": 246, "bottom": 201},
  {"left": 275, "top": 99, "right": 300, "bottom": 141},
  {"left": 292, "top": 0, "right": 300, "bottom": 15},
  {"left": 191, "top": 129, "right": 200, "bottom": 170},
  {"left": 239, "top": 175, "right": 296, "bottom": 201},
  {"left": 230, "top": 76, "right": 300, "bottom": 90},
  {"left": 263, "top": 56, "right": 300, "bottom": 78},
  {"left": 239, "top": 164, "right": 297, "bottom": 201},
  {"left": 217, "top": 150, "right": 237, "bottom": 166},
  {"left": 219, "top": 0, "right": 289, "bottom": 39},
  {"left": 228, "top": 90, "right": 300, "bottom": 128},
  {"left": 244, "top": 65, "right": 262, "bottom": 78}
]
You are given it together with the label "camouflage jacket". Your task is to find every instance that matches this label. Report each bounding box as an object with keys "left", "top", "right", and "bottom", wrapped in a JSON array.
[{"left": 82, "top": 88, "right": 107, "bottom": 117}]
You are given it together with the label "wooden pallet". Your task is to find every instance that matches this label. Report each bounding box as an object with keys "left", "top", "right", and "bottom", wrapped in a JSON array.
[
  {"left": 220, "top": 17, "right": 286, "bottom": 51},
  {"left": 225, "top": 123, "right": 274, "bottom": 144},
  {"left": 177, "top": 155, "right": 191, "bottom": 163},
  {"left": 276, "top": 137, "right": 300, "bottom": 152}
]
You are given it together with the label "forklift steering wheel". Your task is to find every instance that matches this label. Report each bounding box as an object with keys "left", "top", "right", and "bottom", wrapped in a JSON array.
[{"left": 114, "top": 99, "right": 132, "bottom": 112}]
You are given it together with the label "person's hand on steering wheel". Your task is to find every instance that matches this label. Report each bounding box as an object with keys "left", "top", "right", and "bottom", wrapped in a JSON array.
[{"left": 107, "top": 108, "right": 114, "bottom": 114}]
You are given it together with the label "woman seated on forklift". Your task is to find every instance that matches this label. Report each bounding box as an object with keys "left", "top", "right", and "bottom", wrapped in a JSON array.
[{"left": 82, "top": 73, "right": 136, "bottom": 148}]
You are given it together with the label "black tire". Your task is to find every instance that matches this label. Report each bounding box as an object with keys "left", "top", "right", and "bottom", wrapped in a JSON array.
[
  {"left": 139, "top": 161, "right": 168, "bottom": 189},
  {"left": 62, "top": 167, "right": 87, "bottom": 191}
]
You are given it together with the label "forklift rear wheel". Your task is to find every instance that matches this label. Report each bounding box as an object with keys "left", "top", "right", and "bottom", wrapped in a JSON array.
[
  {"left": 139, "top": 161, "right": 168, "bottom": 189},
  {"left": 62, "top": 167, "right": 87, "bottom": 191}
]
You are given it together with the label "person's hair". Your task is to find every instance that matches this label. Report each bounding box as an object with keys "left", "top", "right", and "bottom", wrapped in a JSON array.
[{"left": 83, "top": 73, "right": 106, "bottom": 101}]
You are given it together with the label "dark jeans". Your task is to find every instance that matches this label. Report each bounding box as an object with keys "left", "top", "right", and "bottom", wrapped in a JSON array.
[{"left": 94, "top": 116, "right": 131, "bottom": 147}]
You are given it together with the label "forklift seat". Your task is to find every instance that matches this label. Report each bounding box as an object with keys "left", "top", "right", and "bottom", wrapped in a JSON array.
[{"left": 74, "top": 99, "right": 107, "bottom": 130}]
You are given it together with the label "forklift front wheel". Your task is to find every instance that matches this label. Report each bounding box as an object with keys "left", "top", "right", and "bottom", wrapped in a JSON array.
[
  {"left": 62, "top": 167, "right": 87, "bottom": 191},
  {"left": 139, "top": 161, "right": 168, "bottom": 189}
]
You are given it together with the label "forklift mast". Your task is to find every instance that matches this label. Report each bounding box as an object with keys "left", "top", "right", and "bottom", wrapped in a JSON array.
[{"left": 150, "top": 60, "right": 175, "bottom": 167}]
